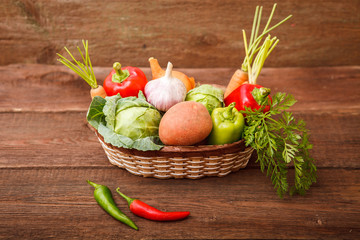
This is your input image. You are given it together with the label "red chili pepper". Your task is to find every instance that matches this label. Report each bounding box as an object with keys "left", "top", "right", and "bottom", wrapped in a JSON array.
[
  {"left": 116, "top": 188, "right": 190, "bottom": 221},
  {"left": 103, "top": 62, "right": 148, "bottom": 97},
  {"left": 224, "top": 83, "right": 272, "bottom": 113}
]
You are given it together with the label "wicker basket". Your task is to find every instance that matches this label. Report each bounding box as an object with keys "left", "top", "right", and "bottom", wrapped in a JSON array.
[{"left": 94, "top": 130, "right": 254, "bottom": 179}]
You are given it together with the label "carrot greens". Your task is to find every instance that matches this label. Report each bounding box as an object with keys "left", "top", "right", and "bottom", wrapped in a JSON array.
[
  {"left": 241, "top": 3, "right": 292, "bottom": 73},
  {"left": 243, "top": 31, "right": 279, "bottom": 85},
  {"left": 242, "top": 92, "right": 317, "bottom": 197},
  {"left": 57, "top": 40, "right": 98, "bottom": 89}
]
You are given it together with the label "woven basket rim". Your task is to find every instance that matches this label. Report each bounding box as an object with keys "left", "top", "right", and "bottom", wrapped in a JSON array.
[
  {"left": 93, "top": 128, "right": 248, "bottom": 157},
  {"left": 91, "top": 124, "right": 254, "bottom": 179}
]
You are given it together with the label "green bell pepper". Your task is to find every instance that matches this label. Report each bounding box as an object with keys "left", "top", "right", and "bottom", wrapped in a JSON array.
[{"left": 208, "top": 102, "right": 245, "bottom": 145}]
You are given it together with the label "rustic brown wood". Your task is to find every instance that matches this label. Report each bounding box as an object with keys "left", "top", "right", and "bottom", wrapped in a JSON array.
[
  {"left": 1, "top": 64, "right": 359, "bottom": 113},
  {"left": 0, "top": 64, "right": 359, "bottom": 239},
  {"left": 0, "top": 168, "right": 359, "bottom": 239},
  {"left": 1, "top": 1, "right": 359, "bottom": 68},
  {"left": 1, "top": 111, "right": 359, "bottom": 169}
]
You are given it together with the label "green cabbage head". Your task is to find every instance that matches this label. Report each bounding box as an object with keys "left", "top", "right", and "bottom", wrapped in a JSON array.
[
  {"left": 113, "top": 99, "right": 161, "bottom": 140},
  {"left": 87, "top": 92, "right": 163, "bottom": 151}
]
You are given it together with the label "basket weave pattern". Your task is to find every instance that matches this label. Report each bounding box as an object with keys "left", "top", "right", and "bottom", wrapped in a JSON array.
[{"left": 96, "top": 132, "right": 254, "bottom": 179}]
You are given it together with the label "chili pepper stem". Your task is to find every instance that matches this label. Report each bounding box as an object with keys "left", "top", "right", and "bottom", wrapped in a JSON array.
[
  {"left": 87, "top": 180, "right": 100, "bottom": 188},
  {"left": 116, "top": 188, "right": 135, "bottom": 206}
]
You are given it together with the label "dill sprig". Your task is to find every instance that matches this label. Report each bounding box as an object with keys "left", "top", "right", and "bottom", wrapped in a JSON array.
[{"left": 242, "top": 92, "right": 317, "bottom": 198}]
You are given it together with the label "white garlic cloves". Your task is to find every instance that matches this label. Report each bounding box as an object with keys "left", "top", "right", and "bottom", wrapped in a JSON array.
[{"left": 144, "top": 62, "right": 187, "bottom": 112}]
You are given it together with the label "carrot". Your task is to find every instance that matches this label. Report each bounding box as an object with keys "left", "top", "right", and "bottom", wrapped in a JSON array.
[
  {"left": 149, "top": 57, "right": 165, "bottom": 79},
  {"left": 224, "top": 69, "right": 248, "bottom": 98},
  {"left": 90, "top": 85, "right": 107, "bottom": 99},
  {"left": 224, "top": 4, "right": 292, "bottom": 98},
  {"left": 148, "top": 57, "right": 195, "bottom": 92},
  {"left": 57, "top": 40, "right": 107, "bottom": 99}
]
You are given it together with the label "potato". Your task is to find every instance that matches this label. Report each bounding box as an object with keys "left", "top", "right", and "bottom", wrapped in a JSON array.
[{"left": 159, "top": 101, "right": 213, "bottom": 146}]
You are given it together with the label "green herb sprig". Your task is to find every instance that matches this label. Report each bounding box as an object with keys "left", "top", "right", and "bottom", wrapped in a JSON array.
[{"left": 242, "top": 92, "right": 317, "bottom": 198}]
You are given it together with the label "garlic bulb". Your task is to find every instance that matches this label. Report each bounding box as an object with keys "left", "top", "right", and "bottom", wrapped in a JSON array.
[{"left": 144, "top": 62, "right": 187, "bottom": 112}]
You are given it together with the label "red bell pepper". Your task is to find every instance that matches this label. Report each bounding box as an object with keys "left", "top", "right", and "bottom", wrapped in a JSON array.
[
  {"left": 224, "top": 83, "right": 271, "bottom": 113},
  {"left": 103, "top": 62, "right": 148, "bottom": 97}
]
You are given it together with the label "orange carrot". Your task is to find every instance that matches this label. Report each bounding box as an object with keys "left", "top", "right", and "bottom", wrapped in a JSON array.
[
  {"left": 224, "top": 4, "right": 292, "bottom": 99},
  {"left": 90, "top": 85, "right": 107, "bottom": 99},
  {"left": 149, "top": 57, "right": 165, "bottom": 79},
  {"left": 148, "top": 57, "right": 195, "bottom": 92},
  {"left": 224, "top": 69, "right": 248, "bottom": 98}
]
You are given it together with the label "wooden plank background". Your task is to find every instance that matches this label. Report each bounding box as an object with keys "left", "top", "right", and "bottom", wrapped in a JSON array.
[
  {"left": 0, "top": 65, "right": 359, "bottom": 239},
  {"left": 1, "top": 64, "right": 359, "bottom": 170},
  {"left": 1, "top": 0, "right": 359, "bottom": 68},
  {"left": 1, "top": 0, "right": 360, "bottom": 238}
]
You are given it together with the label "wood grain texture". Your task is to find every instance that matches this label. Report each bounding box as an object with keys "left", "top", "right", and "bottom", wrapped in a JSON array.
[
  {"left": 0, "top": 0, "right": 359, "bottom": 68},
  {"left": 0, "top": 65, "right": 359, "bottom": 169},
  {"left": 0, "top": 64, "right": 359, "bottom": 112},
  {"left": 0, "top": 111, "right": 359, "bottom": 169},
  {"left": 0, "top": 168, "right": 359, "bottom": 239},
  {"left": 0, "top": 64, "right": 359, "bottom": 239}
]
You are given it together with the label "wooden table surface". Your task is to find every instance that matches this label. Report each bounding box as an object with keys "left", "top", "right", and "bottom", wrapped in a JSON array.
[{"left": 0, "top": 64, "right": 359, "bottom": 239}]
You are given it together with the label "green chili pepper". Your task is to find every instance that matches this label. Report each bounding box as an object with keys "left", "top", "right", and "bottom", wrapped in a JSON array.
[
  {"left": 87, "top": 180, "right": 138, "bottom": 230},
  {"left": 207, "top": 102, "right": 245, "bottom": 145}
]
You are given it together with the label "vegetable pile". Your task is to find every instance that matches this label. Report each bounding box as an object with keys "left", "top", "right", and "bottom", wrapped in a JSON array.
[{"left": 59, "top": 3, "right": 316, "bottom": 198}]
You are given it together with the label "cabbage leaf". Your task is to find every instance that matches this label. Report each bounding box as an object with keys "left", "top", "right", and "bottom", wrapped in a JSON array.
[{"left": 87, "top": 93, "right": 163, "bottom": 151}]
